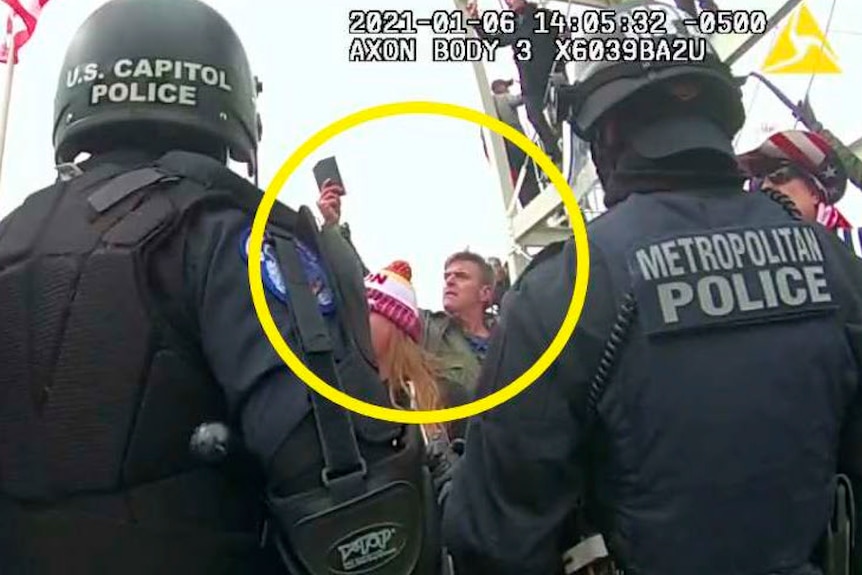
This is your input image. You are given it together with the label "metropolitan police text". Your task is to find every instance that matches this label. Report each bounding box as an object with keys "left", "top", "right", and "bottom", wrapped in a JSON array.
[
  {"left": 634, "top": 226, "right": 831, "bottom": 325},
  {"left": 65, "top": 59, "right": 233, "bottom": 107}
]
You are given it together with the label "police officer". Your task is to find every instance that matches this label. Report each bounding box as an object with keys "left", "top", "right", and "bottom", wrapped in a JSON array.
[
  {"left": 440, "top": 2, "right": 862, "bottom": 574},
  {"left": 0, "top": 0, "right": 441, "bottom": 573}
]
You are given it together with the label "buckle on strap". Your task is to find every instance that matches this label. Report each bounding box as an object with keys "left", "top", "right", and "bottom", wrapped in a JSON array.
[
  {"left": 321, "top": 458, "right": 368, "bottom": 493},
  {"left": 562, "top": 533, "right": 609, "bottom": 574}
]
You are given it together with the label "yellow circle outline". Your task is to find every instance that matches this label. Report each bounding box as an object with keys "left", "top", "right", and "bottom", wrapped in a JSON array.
[{"left": 248, "top": 101, "right": 590, "bottom": 424}]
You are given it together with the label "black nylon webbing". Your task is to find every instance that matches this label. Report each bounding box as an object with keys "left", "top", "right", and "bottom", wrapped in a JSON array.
[
  {"left": 87, "top": 167, "right": 170, "bottom": 213},
  {"left": 66, "top": 162, "right": 131, "bottom": 200},
  {"left": 271, "top": 235, "right": 366, "bottom": 482}
]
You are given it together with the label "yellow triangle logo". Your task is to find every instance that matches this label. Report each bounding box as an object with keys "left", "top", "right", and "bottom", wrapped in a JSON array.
[{"left": 761, "top": 4, "right": 841, "bottom": 74}]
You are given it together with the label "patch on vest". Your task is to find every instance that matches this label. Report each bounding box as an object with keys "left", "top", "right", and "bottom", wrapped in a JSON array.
[
  {"left": 327, "top": 522, "right": 407, "bottom": 573},
  {"left": 293, "top": 238, "right": 336, "bottom": 315},
  {"left": 240, "top": 227, "right": 287, "bottom": 303},
  {"left": 239, "top": 227, "right": 336, "bottom": 314},
  {"left": 628, "top": 223, "right": 837, "bottom": 335}
]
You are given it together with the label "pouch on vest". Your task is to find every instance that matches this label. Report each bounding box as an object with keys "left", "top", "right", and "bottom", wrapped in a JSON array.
[{"left": 264, "top": 235, "right": 443, "bottom": 575}]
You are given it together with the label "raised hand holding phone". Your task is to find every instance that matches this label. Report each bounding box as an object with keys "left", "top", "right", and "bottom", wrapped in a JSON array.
[
  {"left": 313, "top": 157, "right": 346, "bottom": 226},
  {"left": 313, "top": 156, "right": 343, "bottom": 190}
]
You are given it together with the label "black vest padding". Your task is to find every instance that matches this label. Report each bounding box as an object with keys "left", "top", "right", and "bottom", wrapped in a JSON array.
[
  {"left": 0, "top": 150, "right": 412, "bottom": 574},
  {"left": 585, "top": 189, "right": 855, "bottom": 575},
  {"left": 0, "top": 156, "right": 272, "bottom": 573},
  {"left": 0, "top": 174, "right": 170, "bottom": 498},
  {"left": 152, "top": 152, "right": 402, "bottom": 445}
]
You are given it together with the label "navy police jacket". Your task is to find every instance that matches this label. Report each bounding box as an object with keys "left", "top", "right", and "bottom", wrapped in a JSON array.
[{"left": 443, "top": 187, "right": 862, "bottom": 575}]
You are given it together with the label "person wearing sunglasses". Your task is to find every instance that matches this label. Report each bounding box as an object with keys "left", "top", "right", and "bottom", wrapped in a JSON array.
[{"left": 738, "top": 130, "right": 861, "bottom": 257}]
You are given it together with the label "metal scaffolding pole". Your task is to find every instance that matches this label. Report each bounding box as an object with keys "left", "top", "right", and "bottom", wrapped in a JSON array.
[
  {"left": 469, "top": 0, "right": 800, "bottom": 280},
  {"left": 451, "top": 0, "right": 528, "bottom": 277}
]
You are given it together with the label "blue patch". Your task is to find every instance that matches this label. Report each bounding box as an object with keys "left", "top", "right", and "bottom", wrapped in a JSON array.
[
  {"left": 240, "top": 227, "right": 288, "bottom": 303},
  {"left": 239, "top": 227, "right": 336, "bottom": 315},
  {"left": 294, "top": 238, "right": 337, "bottom": 315}
]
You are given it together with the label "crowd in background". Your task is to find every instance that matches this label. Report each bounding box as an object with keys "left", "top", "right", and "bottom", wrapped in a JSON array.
[
  {"left": 313, "top": 0, "right": 861, "bottom": 450},
  {"left": 315, "top": 180, "right": 512, "bottom": 442}
]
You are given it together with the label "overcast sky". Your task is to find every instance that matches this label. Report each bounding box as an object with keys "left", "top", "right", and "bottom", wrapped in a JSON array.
[{"left": 0, "top": 0, "right": 859, "bottom": 309}]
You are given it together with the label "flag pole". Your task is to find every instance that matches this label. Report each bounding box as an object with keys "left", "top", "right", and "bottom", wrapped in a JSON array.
[{"left": 0, "top": 20, "right": 16, "bottom": 192}]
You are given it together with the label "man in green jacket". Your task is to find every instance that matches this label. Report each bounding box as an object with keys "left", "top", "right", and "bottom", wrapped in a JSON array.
[
  {"left": 420, "top": 251, "right": 497, "bottom": 404},
  {"left": 316, "top": 184, "right": 497, "bottom": 416}
]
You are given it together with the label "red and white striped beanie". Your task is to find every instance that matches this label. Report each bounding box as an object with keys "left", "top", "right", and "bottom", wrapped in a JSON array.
[
  {"left": 738, "top": 130, "right": 847, "bottom": 205},
  {"left": 365, "top": 260, "right": 421, "bottom": 342}
]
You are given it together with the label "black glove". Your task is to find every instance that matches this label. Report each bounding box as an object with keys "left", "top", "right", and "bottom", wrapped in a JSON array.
[{"left": 426, "top": 437, "right": 465, "bottom": 508}]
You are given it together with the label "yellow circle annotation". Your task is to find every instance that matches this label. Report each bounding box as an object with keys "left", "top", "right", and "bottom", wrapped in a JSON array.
[{"left": 248, "top": 100, "right": 590, "bottom": 425}]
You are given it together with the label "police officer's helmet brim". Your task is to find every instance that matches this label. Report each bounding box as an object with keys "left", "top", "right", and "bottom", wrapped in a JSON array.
[
  {"left": 53, "top": 106, "right": 257, "bottom": 166},
  {"left": 630, "top": 114, "right": 735, "bottom": 160},
  {"left": 572, "top": 65, "right": 743, "bottom": 140}
]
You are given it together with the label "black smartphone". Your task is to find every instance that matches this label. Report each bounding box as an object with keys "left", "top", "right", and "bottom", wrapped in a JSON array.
[{"left": 312, "top": 156, "right": 343, "bottom": 190}]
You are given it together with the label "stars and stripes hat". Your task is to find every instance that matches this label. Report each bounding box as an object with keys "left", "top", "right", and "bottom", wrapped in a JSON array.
[
  {"left": 365, "top": 260, "right": 422, "bottom": 342},
  {"left": 738, "top": 130, "right": 847, "bottom": 205}
]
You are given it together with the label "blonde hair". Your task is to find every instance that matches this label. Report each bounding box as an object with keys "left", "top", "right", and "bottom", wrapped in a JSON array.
[{"left": 378, "top": 328, "right": 447, "bottom": 438}]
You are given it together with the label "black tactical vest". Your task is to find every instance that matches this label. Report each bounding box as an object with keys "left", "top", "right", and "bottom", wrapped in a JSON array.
[
  {"left": 0, "top": 152, "right": 279, "bottom": 574},
  {"left": 0, "top": 151, "right": 418, "bottom": 574},
  {"left": 584, "top": 189, "right": 856, "bottom": 575}
]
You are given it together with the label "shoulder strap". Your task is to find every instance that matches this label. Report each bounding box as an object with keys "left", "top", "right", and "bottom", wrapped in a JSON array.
[
  {"left": 154, "top": 151, "right": 302, "bottom": 231},
  {"left": 271, "top": 233, "right": 368, "bottom": 491},
  {"left": 86, "top": 168, "right": 177, "bottom": 214},
  {"left": 66, "top": 161, "right": 138, "bottom": 201}
]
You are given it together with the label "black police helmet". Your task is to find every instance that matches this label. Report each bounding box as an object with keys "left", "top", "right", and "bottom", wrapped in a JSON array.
[
  {"left": 566, "top": 1, "right": 745, "bottom": 145},
  {"left": 53, "top": 0, "right": 262, "bottom": 173}
]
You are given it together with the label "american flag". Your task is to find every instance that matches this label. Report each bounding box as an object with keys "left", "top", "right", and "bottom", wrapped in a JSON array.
[
  {"left": 836, "top": 227, "right": 862, "bottom": 258},
  {"left": 0, "top": 0, "right": 51, "bottom": 64}
]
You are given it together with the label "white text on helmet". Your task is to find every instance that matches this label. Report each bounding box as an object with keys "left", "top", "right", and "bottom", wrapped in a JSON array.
[
  {"left": 90, "top": 82, "right": 197, "bottom": 106},
  {"left": 112, "top": 59, "right": 233, "bottom": 92}
]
